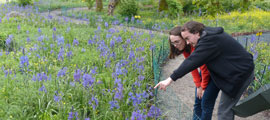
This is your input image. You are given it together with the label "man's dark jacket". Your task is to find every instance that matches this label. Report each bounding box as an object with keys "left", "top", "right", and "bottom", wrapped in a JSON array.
[{"left": 170, "top": 27, "right": 254, "bottom": 98}]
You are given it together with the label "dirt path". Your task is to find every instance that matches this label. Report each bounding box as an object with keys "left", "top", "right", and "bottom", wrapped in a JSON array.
[{"left": 160, "top": 55, "right": 268, "bottom": 120}]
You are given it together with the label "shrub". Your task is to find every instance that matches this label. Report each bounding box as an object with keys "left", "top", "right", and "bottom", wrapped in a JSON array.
[
  {"left": 17, "top": 0, "right": 33, "bottom": 6},
  {"left": 166, "top": 0, "right": 183, "bottom": 18},
  {"left": 117, "top": 0, "right": 138, "bottom": 18},
  {"left": 86, "top": 0, "right": 95, "bottom": 9}
]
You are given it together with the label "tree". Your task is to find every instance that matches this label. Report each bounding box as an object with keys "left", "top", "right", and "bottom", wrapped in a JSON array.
[
  {"left": 158, "top": 0, "right": 168, "bottom": 12},
  {"left": 96, "top": 0, "right": 103, "bottom": 12},
  {"left": 108, "top": 0, "right": 119, "bottom": 16}
]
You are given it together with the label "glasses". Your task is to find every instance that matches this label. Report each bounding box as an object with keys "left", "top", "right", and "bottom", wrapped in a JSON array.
[{"left": 171, "top": 40, "right": 181, "bottom": 46}]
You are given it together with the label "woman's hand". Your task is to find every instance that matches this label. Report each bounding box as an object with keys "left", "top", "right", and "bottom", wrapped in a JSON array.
[
  {"left": 197, "top": 87, "right": 204, "bottom": 99},
  {"left": 154, "top": 77, "right": 173, "bottom": 91}
]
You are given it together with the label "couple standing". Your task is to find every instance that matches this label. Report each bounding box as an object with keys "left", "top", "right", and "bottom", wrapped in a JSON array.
[{"left": 154, "top": 21, "right": 254, "bottom": 120}]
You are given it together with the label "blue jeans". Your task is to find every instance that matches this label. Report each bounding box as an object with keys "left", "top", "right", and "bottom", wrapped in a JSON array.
[{"left": 193, "top": 79, "right": 220, "bottom": 120}]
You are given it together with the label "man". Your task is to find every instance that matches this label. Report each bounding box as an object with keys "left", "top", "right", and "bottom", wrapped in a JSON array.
[{"left": 154, "top": 21, "right": 254, "bottom": 120}]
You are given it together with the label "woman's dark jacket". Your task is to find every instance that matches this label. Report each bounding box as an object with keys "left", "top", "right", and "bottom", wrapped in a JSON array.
[{"left": 170, "top": 27, "right": 254, "bottom": 98}]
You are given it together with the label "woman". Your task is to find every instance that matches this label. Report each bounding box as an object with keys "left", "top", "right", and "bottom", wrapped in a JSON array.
[{"left": 168, "top": 26, "right": 218, "bottom": 120}]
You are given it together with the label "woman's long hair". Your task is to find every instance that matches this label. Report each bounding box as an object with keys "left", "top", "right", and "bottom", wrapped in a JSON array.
[{"left": 169, "top": 26, "right": 191, "bottom": 59}]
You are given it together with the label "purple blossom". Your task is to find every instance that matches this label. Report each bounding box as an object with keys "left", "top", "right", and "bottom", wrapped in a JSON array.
[
  {"left": 20, "top": 55, "right": 29, "bottom": 68},
  {"left": 38, "top": 28, "right": 42, "bottom": 33},
  {"left": 131, "top": 109, "right": 147, "bottom": 120},
  {"left": 147, "top": 105, "right": 162, "bottom": 118},
  {"left": 67, "top": 51, "right": 73, "bottom": 58},
  {"left": 17, "top": 25, "right": 21, "bottom": 31},
  {"left": 53, "top": 27, "right": 56, "bottom": 31},
  {"left": 88, "top": 39, "right": 94, "bottom": 45},
  {"left": 74, "top": 69, "right": 82, "bottom": 82},
  {"left": 73, "top": 38, "right": 79, "bottom": 46},
  {"left": 57, "top": 67, "right": 68, "bottom": 77},
  {"left": 85, "top": 118, "right": 90, "bottom": 120},
  {"left": 125, "top": 17, "right": 128, "bottom": 22},
  {"left": 105, "top": 22, "right": 109, "bottom": 28},
  {"left": 6, "top": 35, "right": 13, "bottom": 46},
  {"left": 68, "top": 112, "right": 73, "bottom": 120},
  {"left": 110, "top": 40, "right": 115, "bottom": 48},
  {"left": 58, "top": 47, "right": 65, "bottom": 61},
  {"left": 54, "top": 95, "right": 61, "bottom": 102},
  {"left": 138, "top": 75, "right": 144, "bottom": 81},
  {"left": 109, "top": 100, "right": 119, "bottom": 110},
  {"left": 251, "top": 35, "right": 256, "bottom": 43},
  {"left": 105, "top": 60, "right": 111, "bottom": 68},
  {"left": 268, "top": 65, "right": 270, "bottom": 70},
  {"left": 27, "top": 37, "right": 31, "bottom": 43},
  {"left": 57, "top": 36, "right": 65, "bottom": 46},
  {"left": 253, "top": 51, "right": 258, "bottom": 60},
  {"left": 39, "top": 85, "right": 47, "bottom": 93},
  {"left": 89, "top": 96, "right": 99, "bottom": 110},
  {"left": 129, "top": 50, "right": 135, "bottom": 60},
  {"left": 82, "top": 73, "right": 95, "bottom": 88}
]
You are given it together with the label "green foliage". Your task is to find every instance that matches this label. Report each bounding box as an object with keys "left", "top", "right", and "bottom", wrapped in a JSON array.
[
  {"left": 252, "top": 0, "right": 270, "bottom": 11},
  {"left": 117, "top": 0, "right": 138, "bottom": 17},
  {"left": 86, "top": 0, "right": 95, "bottom": 9},
  {"left": 165, "top": 0, "right": 183, "bottom": 18},
  {"left": 17, "top": 0, "right": 33, "bottom": 6}
]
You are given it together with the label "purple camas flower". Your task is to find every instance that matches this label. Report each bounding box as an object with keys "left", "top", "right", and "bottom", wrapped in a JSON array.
[
  {"left": 20, "top": 55, "right": 29, "bottom": 68},
  {"left": 125, "top": 17, "right": 128, "bottom": 22},
  {"left": 251, "top": 35, "right": 256, "bottom": 43},
  {"left": 268, "top": 65, "right": 270, "bottom": 70},
  {"left": 53, "top": 27, "right": 56, "bottom": 31},
  {"left": 131, "top": 109, "right": 147, "bottom": 120},
  {"left": 6, "top": 35, "right": 13, "bottom": 46},
  {"left": 89, "top": 96, "right": 99, "bottom": 110},
  {"left": 129, "top": 50, "right": 135, "bottom": 61},
  {"left": 105, "top": 22, "right": 109, "bottom": 28},
  {"left": 73, "top": 38, "right": 79, "bottom": 46},
  {"left": 58, "top": 47, "right": 65, "bottom": 61},
  {"left": 57, "top": 67, "right": 67, "bottom": 77},
  {"left": 82, "top": 73, "right": 94, "bottom": 88},
  {"left": 114, "top": 83, "right": 123, "bottom": 100},
  {"left": 68, "top": 112, "right": 73, "bottom": 120},
  {"left": 85, "top": 118, "right": 90, "bottom": 120},
  {"left": 74, "top": 69, "right": 81, "bottom": 82},
  {"left": 131, "top": 16, "right": 135, "bottom": 22},
  {"left": 54, "top": 95, "right": 61, "bottom": 102},
  {"left": 147, "top": 105, "right": 162, "bottom": 118},
  {"left": 27, "top": 37, "right": 31, "bottom": 43},
  {"left": 88, "top": 39, "right": 94, "bottom": 45},
  {"left": 39, "top": 84, "right": 47, "bottom": 93},
  {"left": 138, "top": 75, "right": 144, "bottom": 81},
  {"left": 38, "top": 27, "right": 41, "bottom": 33},
  {"left": 67, "top": 51, "right": 72, "bottom": 58},
  {"left": 253, "top": 51, "right": 258, "bottom": 60},
  {"left": 109, "top": 100, "right": 119, "bottom": 110},
  {"left": 57, "top": 36, "right": 65, "bottom": 46},
  {"left": 110, "top": 40, "right": 115, "bottom": 48},
  {"left": 17, "top": 25, "right": 21, "bottom": 31},
  {"left": 105, "top": 60, "right": 111, "bottom": 68}
]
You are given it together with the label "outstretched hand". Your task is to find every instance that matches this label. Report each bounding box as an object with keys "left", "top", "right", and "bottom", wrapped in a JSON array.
[{"left": 154, "top": 77, "right": 173, "bottom": 91}]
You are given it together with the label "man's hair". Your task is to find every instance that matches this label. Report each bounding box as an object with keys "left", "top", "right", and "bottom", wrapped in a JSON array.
[
  {"left": 181, "top": 21, "right": 205, "bottom": 36},
  {"left": 168, "top": 26, "right": 191, "bottom": 59}
]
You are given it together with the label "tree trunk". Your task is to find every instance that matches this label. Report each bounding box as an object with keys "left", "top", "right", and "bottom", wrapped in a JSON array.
[
  {"left": 108, "top": 0, "right": 119, "bottom": 16},
  {"left": 96, "top": 0, "right": 103, "bottom": 12},
  {"left": 158, "top": 0, "right": 168, "bottom": 12}
]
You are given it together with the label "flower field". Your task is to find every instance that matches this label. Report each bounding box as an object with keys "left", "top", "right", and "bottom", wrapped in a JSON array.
[{"left": 0, "top": 4, "right": 166, "bottom": 119}]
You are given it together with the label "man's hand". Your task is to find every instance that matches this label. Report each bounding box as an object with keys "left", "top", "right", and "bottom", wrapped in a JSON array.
[{"left": 154, "top": 77, "right": 173, "bottom": 91}]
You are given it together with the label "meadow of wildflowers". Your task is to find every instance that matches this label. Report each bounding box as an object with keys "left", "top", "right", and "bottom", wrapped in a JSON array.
[{"left": 0, "top": 3, "right": 165, "bottom": 119}]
